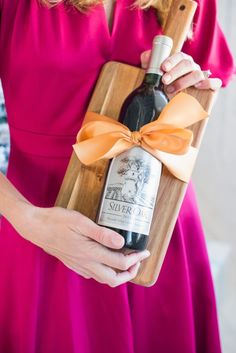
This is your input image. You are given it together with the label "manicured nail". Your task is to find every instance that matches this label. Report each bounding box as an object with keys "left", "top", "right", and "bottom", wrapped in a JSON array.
[
  {"left": 163, "top": 74, "right": 171, "bottom": 84},
  {"left": 139, "top": 250, "right": 150, "bottom": 259},
  {"left": 112, "top": 236, "right": 124, "bottom": 247},
  {"left": 166, "top": 85, "right": 175, "bottom": 93},
  {"left": 163, "top": 62, "right": 171, "bottom": 71}
]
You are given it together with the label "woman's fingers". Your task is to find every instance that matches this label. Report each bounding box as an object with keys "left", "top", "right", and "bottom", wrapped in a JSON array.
[
  {"left": 50, "top": 247, "right": 143, "bottom": 285},
  {"left": 141, "top": 51, "right": 196, "bottom": 72},
  {"left": 70, "top": 212, "right": 125, "bottom": 249},
  {"left": 165, "top": 70, "right": 205, "bottom": 93},
  {"left": 141, "top": 50, "right": 221, "bottom": 92},
  {"left": 51, "top": 249, "right": 142, "bottom": 285},
  {"left": 59, "top": 257, "right": 92, "bottom": 279},
  {"left": 92, "top": 245, "right": 150, "bottom": 271},
  {"left": 165, "top": 74, "right": 222, "bottom": 94},
  {"left": 194, "top": 78, "right": 222, "bottom": 90},
  {"left": 48, "top": 223, "right": 150, "bottom": 272},
  {"left": 57, "top": 244, "right": 148, "bottom": 284},
  {"left": 162, "top": 58, "right": 201, "bottom": 85},
  {"left": 141, "top": 50, "right": 151, "bottom": 69},
  {"left": 88, "top": 261, "right": 142, "bottom": 287},
  {"left": 27, "top": 206, "right": 149, "bottom": 286},
  {"left": 162, "top": 52, "right": 194, "bottom": 71}
]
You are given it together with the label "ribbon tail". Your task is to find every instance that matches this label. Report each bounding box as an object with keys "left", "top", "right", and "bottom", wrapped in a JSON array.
[
  {"left": 157, "top": 147, "right": 198, "bottom": 182},
  {"left": 156, "top": 92, "right": 208, "bottom": 128}
]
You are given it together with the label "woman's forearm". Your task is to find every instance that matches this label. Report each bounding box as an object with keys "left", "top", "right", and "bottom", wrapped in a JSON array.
[{"left": 0, "top": 171, "right": 31, "bottom": 224}]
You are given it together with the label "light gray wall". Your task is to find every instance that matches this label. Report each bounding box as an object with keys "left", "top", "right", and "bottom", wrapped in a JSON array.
[
  {"left": 192, "top": 1, "right": 236, "bottom": 352},
  {"left": 193, "top": 0, "right": 236, "bottom": 245}
]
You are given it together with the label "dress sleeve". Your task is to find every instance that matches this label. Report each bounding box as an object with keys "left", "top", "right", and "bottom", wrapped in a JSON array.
[{"left": 182, "top": 0, "right": 235, "bottom": 87}]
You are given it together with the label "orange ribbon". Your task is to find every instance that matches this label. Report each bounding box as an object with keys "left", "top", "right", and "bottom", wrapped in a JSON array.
[{"left": 73, "top": 93, "right": 208, "bottom": 183}]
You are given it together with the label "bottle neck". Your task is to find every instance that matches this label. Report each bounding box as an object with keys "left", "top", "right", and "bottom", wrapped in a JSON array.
[{"left": 143, "top": 73, "right": 164, "bottom": 89}]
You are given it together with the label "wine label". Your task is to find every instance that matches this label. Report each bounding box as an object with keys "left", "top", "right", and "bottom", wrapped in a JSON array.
[{"left": 97, "top": 147, "right": 162, "bottom": 235}]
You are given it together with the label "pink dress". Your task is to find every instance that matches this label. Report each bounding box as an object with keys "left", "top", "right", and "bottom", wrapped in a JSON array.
[{"left": 0, "top": 0, "right": 234, "bottom": 352}]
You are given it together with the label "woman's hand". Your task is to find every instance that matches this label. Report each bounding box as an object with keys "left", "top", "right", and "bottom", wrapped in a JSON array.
[
  {"left": 13, "top": 203, "right": 150, "bottom": 287},
  {"left": 141, "top": 51, "right": 222, "bottom": 93}
]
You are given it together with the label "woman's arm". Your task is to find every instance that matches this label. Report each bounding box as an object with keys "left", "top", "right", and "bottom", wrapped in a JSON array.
[
  {"left": 0, "top": 171, "right": 150, "bottom": 286},
  {"left": 0, "top": 171, "right": 32, "bottom": 223}
]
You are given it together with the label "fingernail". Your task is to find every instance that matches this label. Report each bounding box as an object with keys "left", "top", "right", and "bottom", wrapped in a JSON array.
[
  {"left": 112, "top": 236, "right": 124, "bottom": 247},
  {"left": 139, "top": 250, "right": 150, "bottom": 259},
  {"left": 163, "top": 74, "right": 171, "bottom": 84},
  {"left": 166, "top": 85, "right": 175, "bottom": 93},
  {"left": 163, "top": 62, "right": 171, "bottom": 71}
]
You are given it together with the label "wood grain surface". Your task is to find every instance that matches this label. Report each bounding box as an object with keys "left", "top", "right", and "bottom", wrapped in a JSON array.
[{"left": 55, "top": 0, "right": 217, "bottom": 286}]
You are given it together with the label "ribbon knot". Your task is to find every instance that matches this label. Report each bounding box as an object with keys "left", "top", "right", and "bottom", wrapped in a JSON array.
[
  {"left": 131, "top": 131, "right": 142, "bottom": 145},
  {"left": 73, "top": 93, "right": 208, "bottom": 183}
]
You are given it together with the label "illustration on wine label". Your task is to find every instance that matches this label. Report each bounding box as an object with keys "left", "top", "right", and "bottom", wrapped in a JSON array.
[
  {"left": 106, "top": 153, "right": 153, "bottom": 207},
  {"left": 97, "top": 147, "right": 162, "bottom": 235}
]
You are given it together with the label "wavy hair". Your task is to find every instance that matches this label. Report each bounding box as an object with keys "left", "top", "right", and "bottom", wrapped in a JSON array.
[{"left": 40, "top": 0, "right": 173, "bottom": 28}]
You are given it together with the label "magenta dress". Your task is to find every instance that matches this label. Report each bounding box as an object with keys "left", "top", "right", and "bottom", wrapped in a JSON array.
[{"left": 0, "top": 0, "right": 234, "bottom": 352}]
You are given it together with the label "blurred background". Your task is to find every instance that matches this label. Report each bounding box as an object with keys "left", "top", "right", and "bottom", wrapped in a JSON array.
[
  {"left": 193, "top": 1, "right": 236, "bottom": 352},
  {"left": 0, "top": 1, "right": 235, "bottom": 352}
]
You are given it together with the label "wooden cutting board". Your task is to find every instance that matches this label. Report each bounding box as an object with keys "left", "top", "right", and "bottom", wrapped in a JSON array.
[{"left": 55, "top": 0, "right": 216, "bottom": 286}]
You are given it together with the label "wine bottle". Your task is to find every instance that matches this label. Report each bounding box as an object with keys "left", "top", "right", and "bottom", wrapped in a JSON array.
[{"left": 97, "top": 35, "right": 173, "bottom": 251}]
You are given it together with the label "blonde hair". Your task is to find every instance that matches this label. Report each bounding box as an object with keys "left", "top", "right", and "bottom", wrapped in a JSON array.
[{"left": 41, "top": 0, "right": 173, "bottom": 28}]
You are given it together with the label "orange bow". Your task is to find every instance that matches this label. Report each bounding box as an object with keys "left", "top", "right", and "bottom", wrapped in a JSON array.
[{"left": 73, "top": 93, "right": 208, "bottom": 183}]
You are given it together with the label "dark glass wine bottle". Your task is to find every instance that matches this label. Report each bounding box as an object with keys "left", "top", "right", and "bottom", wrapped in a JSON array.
[{"left": 97, "top": 35, "right": 173, "bottom": 251}]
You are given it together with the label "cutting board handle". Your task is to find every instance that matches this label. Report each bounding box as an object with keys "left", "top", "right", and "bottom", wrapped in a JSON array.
[{"left": 164, "top": 0, "right": 197, "bottom": 54}]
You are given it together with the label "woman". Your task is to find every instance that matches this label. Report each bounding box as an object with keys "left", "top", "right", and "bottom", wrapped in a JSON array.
[{"left": 0, "top": 0, "right": 234, "bottom": 352}]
